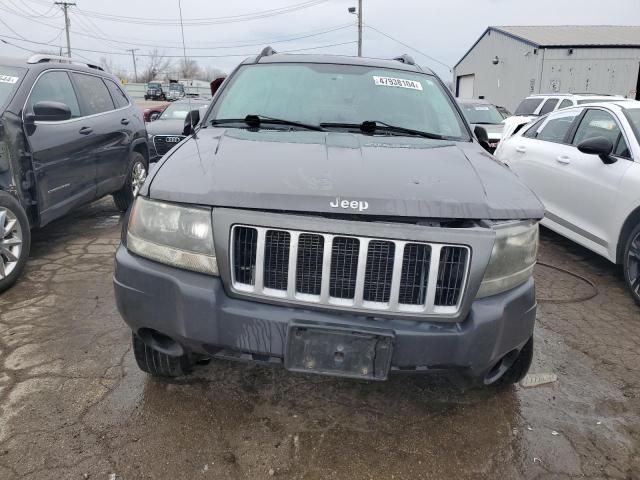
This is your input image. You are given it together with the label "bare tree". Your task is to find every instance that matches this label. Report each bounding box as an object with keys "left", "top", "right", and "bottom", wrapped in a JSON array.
[
  {"left": 99, "top": 56, "right": 132, "bottom": 83},
  {"left": 141, "top": 49, "right": 172, "bottom": 83},
  {"left": 198, "top": 65, "right": 226, "bottom": 82},
  {"left": 178, "top": 57, "right": 200, "bottom": 79}
]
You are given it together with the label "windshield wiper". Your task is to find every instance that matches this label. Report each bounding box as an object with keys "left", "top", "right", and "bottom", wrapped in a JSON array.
[
  {"left": 320, "top": 120, "right": 446, "bottom": 140},
  {"left": 211, "top": 114, "right": 325, "bottom": 131}
]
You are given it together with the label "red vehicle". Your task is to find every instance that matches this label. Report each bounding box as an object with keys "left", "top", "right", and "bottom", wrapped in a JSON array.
[{"left": 143, "top": 103, "right": 169, "bottom": 122}]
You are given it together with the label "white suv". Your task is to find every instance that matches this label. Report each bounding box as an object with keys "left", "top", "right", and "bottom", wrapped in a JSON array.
[
  {"left": 495, "top": 100, "right": 640, "bottom": 304},
  {"left": 502, "top": 93, "right": 626, "bottom": 140}
]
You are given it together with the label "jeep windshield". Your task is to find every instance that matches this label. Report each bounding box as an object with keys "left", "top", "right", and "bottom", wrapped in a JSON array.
[
  {"left": 208, "top": 63, "right": 470, "bottom": 141},
  {"left": 0, "top": 66, "right": 25, "bottom": 111},
  {"left": 148, "top": 83, "right": 161, "bottom": 90}
]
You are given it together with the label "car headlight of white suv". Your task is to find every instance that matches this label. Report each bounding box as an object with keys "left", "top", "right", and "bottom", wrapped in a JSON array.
[
  {"left": 477, "top": 221, "right": 538, "bottom": 298},
  {"left": 127, "top": 196, "right": 219, "bottom": 275}
]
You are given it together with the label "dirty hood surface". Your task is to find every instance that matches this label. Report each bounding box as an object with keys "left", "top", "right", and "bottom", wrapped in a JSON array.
[{"left": 148, "top": 128, "right": 543, "bottom": 220}]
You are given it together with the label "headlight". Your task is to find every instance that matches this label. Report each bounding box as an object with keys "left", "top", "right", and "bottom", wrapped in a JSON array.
[
  {"left": 476, "top": 221, "right": 538, "bottom": 298},
  {"left": 147, "top": 133, "right": 154, "bottom": 142},
  {"left": 127, "top": 196, "right": 218, "bottom": 275}
]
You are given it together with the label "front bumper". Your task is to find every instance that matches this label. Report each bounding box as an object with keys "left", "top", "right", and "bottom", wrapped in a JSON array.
[{"left": 114, "top": 246, "right": 536, "bottom": 378}]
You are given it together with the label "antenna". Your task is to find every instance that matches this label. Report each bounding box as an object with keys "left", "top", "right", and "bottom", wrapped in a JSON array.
[{"left": 177, "top": 0, "right": 203, "bottom": 155}]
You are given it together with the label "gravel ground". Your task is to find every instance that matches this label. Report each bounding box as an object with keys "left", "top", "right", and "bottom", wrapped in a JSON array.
[{"left": 0, "top": 198, "right": 638, "bottom": 480}]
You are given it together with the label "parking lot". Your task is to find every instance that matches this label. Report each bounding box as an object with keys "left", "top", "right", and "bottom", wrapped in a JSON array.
[{"left": 0, "top": 198, "right": 637, "bottom": 480}]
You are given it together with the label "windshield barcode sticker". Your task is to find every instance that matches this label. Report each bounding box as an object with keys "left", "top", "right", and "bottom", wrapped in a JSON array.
[
  {"left": 0, "top": 75, "right": 19, "bottom": 84},
  {"left": 373, "top": 76, "right": 423, "bottom": 90}
]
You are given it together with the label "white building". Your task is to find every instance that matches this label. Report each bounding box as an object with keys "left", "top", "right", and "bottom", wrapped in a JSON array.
[{"left": 453, "top": 25, "right": 640, "bottom": 111}]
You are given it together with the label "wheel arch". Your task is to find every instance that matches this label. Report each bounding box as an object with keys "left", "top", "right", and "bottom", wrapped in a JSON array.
[
  {"left": 130, "top": 139, "right": 149, "bottom": 165},
  {"left": 617, "top": 205, "right": 640, "bottom": 264}
]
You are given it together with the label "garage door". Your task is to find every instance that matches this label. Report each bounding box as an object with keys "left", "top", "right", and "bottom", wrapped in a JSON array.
[{"left": 457, "top": 74, "right": 475, "bottom": 98}]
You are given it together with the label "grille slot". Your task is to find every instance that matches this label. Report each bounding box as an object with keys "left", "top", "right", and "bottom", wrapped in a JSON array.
[
  {"left": 230, "top": 225, "right": 470, "bottom": 317},
  {"left": 399, "top": 243, "right": 431, "bottom": 305},
  {"left": 263, "top": 230, "right": 290, "bottom": 290},
  {"left": 435, "top": 246, "right": 468, "bottom": 306},
  {"left": 363, "top": 241, "right": 395, "bottom": 303},
  {"left": 233, "top": 227, "right": 258, "bottom": 285},
  {"left": 329, "top": 237, "right": 360, "bottom": 299},
  {"left": 296, "top": 234, "right": 324, "bottom": 295}
]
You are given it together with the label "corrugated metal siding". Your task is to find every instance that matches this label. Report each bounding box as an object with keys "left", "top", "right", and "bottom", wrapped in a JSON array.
[
  {"left": 454, "top": 30, "right": 640, "bottom": 111},
  {"left": 540, "top": 48, "right": 640, "bottom": 98},
  {"left": 454, "top": 29, "right": 543, "bottom": 111}
]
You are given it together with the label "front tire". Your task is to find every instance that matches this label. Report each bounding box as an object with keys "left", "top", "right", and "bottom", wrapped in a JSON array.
[
  {"left": 132, "top": 333, "right": 193, "bottom": 377},
  {"left": 0, "top": 192, "right": 31, "bottom": 293},
  {"left": 623, "top": 223, "right": 640, "bottom": 305},
  {"left": 485, "top": 337, "right": 533, "bottom": 387},
  {"left": 113, "top": 152, "right": 147, "bottom": 211}
]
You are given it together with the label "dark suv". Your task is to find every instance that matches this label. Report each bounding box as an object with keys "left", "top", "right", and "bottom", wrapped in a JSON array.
[
  {"left": 0, "top": 55, "right": 149, "bottom": 292},
  {"left": 144, "top": 82, "right": 166, "bottom": 101},
  {"left": 114, "top": 50, "right": 543, "bottom": 388}
]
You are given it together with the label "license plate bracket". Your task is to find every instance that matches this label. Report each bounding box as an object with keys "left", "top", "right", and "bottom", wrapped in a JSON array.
[{"left": 285, "top": 323, "right": 394, "bottom": 381}]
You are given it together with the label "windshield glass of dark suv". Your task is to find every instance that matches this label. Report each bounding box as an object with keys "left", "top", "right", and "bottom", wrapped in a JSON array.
[{"left": 208, "top": 63, "right": 470, "bottom": 141}]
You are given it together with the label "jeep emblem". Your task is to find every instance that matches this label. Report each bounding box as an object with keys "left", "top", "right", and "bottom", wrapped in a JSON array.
[{"left": 329, "top": 196, "right": 369, "bottom": 212}]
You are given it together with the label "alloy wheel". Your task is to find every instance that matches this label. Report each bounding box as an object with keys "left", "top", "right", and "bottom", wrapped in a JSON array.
[
  {"left": 0, "top": 207, "right": 23, "bottom": 279},
  {"left": 627, "top": 231, "right": 640, "bottom": 299},
  {"left": 131, "top": 161, "right": 147, "bottom": 197}
]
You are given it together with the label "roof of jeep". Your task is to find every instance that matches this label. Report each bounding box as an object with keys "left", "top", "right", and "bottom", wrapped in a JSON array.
[{"left": 241, "top": 52, "right": 435, "bottom": 75}]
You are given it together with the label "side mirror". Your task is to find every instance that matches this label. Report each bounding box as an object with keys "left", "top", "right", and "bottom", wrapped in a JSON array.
[
  {"left": 474, "top": 125, "right": 492, "bottom": 153},
  {"left": 182, "top": 108, "right": 201, "bottom": 136},
  {"left": 577, "top": 136, "right": 616, "bottom": 164},
  {"left": 29, "top": 101, "right": 72, "bottom": 123}
]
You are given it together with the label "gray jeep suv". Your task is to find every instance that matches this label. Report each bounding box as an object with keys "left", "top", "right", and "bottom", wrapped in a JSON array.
[{"left": 114, "top": 49, "right": 543, "bottom": 387}]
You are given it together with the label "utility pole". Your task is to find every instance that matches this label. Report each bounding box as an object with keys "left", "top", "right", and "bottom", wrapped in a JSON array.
[
  {"left": 54, "top": 2, "right": 76, "bottom": 57},
  {"left": 357, "top": 0, "right": 362, "bottom": 57},
  {"left": 127, "top": 48, "right": 139, "bottom": 82},
  {"left": 348, "top": 2, "right": 363, "bottom": 57}
]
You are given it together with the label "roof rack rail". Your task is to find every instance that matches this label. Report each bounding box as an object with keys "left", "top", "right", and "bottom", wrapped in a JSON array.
[
  {"left": 392, "top": 54, "right": 415, "bottom": 65},
  {"left": 26, "top": 54, "right": 104, "bottom": 71},
  {"left": 255, "top": 46, "right": 277, "bottom": 63}
]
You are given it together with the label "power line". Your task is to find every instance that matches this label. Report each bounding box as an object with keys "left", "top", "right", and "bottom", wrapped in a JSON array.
[
  {"left": 364, "top": 24, "right": 452, "bottom": 71},
  {"left": 0, "top": 34, "right": 357, "bottom": 58},
  {"left": 5, "top": 0, "right": 61, "bottom": 18},
  {"left": 39, "top": 0, "right": 330, "bottom": 26},
  {"left": 0, "top": 6, "right": 353, "bottom": 52}
]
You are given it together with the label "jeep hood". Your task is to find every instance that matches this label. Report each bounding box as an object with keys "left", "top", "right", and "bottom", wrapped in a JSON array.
[{"left": 148, "top": 128, "right": 543, "bottom": 220}]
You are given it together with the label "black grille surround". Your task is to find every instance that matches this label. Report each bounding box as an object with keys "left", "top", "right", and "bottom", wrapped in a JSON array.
[
  {"left": 153, "top": 135, "right": 186, "bottom": 156},
  {"left": 229, "top": 225, "right": 470, "bottom": 317}
]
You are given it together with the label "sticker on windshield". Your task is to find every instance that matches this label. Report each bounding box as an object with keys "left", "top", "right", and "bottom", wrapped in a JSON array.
[
  {"left": 0, "top": 75, "right": 19, "bottom": 84},
  {"left": 373, "top": 76, "right": 423, "bottom": 91},
  {"left": 474, "top": 106, "right": 490, "bottom": 110}
]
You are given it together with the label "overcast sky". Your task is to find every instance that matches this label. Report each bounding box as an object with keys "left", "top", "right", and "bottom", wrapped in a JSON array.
[{"left": 1, "top": 0, "right": 639, "bottom": 81}]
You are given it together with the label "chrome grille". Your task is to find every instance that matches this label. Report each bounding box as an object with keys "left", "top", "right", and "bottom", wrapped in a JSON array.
[
  {"left": 296, "top": 234, "right": 324, "bottom": 295},
  {"left": 230, "top": 225, "right": 470, "bottom": 316},
  {"left": 263, "top": 230, "right": 290, "bottom": 290},
  {"left": 153, "top": 135, "right": 185, "bottom": 156},
  {"left": 329, "top": 237, "right": 360, "bottom": 299},
  {"left": 399, "top": 243, "right": 431, "bottom": 305},
  {"left": 436, "top": 246, "right": 468, "bottom": 307},
  {"left": 363, "top": 241, "right": 395, "bottom": 303}
]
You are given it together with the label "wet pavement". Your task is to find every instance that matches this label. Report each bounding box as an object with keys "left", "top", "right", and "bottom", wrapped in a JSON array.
[{"left": 0, "top": 198, "right": 638, "bottom": 480}]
